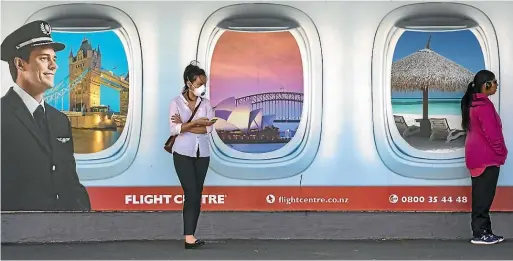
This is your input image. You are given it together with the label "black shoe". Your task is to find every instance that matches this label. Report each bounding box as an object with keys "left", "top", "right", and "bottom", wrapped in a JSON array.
[
  {"left": 185, "top": 239, "right": 205, "bottom": 249},
  {"left": 470, "top": 234, "right": 500, "bottom": 245},
  {"left": 490, "top": 233, "right": 505, "bottom": 243}
]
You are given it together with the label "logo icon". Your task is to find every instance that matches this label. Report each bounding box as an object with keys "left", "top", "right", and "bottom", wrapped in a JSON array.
[
  {"left": 40, "top": 23, "right": 51, "bottom": 35},
  {"left": 266, "top": 194, "right": 276, "bottom": 204},
  {"left": 389, "top": 194, "right": 398, "bottom": 204},
  {"left": 56, "top": 137, "right": 70, "bottom": 143}
]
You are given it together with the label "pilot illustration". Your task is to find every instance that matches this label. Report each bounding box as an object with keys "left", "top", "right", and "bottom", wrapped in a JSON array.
[{"left": 1, "top": 20, "right": 91, "bottom": 211}]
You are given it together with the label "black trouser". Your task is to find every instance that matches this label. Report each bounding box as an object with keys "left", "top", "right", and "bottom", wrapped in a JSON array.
[
  {"left": 471, "top": 166, "right": 500, "bottom": 237},
  {"left": 173, "top": 151, "right": 210, "bottom": 236}
]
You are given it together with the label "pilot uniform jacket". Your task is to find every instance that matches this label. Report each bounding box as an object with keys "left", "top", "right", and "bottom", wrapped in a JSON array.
[{"left": 1, "top": 87, "right": 91, "bottom": 211}]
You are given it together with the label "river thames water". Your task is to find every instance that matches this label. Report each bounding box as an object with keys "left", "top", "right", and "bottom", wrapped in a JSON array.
[{"left": 71, "top": 128, "right": 123, "bottom": 154}]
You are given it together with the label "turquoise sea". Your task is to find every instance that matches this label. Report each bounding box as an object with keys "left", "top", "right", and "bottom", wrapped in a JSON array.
[{"left": 391, "top": 98, "right": 461, "bottom": 115}]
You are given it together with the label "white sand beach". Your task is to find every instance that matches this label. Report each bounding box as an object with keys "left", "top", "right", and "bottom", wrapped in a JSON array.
[{"left": 394, "top": 113, "right": 465, "bottom": 153}]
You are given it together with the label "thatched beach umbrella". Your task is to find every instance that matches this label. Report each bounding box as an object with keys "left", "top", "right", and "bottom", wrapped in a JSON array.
[{"left": 391, "top": 36, "right": 474, "bottom": 136}]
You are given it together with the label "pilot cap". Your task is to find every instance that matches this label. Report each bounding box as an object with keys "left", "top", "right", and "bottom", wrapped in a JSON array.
[{"left": 1, "top": 20, "right": 65, "bottom": 62}]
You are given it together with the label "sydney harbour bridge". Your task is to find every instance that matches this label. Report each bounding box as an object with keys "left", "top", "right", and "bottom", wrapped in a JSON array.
[
  {"left": 233, "top": 91, "right": 304, "bottom": 123},
  {"left": 212, "top": 91, "right": 304, "bottom": 144}
]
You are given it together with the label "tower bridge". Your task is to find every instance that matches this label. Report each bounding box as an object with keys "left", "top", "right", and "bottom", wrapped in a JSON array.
[{"left": 44, "top": 37, "right": 129, "bottom": 129}]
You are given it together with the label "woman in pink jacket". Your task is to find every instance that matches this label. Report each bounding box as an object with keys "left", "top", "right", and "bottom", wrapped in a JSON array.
[{"left": 461, "top": 70, "right": 507, "bottom": 245}]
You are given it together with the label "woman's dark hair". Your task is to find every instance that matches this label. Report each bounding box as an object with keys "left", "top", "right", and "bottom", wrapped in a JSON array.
[
  {"left": 182, "top": 60, "right": 206, "bottom": 94},
  {"left": 461, "top": 69, "right": 495, "bottom": 131}
]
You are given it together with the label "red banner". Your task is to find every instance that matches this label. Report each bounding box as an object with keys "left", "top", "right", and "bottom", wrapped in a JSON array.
[{"left": 86, "top": 186, "right": 513, "bottom": 211}]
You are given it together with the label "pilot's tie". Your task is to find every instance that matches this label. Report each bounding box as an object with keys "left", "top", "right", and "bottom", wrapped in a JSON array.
[{"left": 33, "top": 105, "right": 50, "bottom": 143}]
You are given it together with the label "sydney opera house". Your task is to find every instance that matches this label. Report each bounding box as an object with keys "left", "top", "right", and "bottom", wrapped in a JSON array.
[{"left": 212, "top": 97, "right": 286, "bottom": 144}]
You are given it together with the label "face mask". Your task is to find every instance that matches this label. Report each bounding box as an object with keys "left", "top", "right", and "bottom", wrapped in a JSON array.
[{"left": 192, "top": 85, "right": 206, "bottom": 97}]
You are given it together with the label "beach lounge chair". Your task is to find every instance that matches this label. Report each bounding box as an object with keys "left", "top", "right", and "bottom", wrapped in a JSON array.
[
  {"left": 428, "top": 118, "right": 467, "bottom": 143},
  {"left": 394, "top": 115, "right": 420, "bottom": 138}
]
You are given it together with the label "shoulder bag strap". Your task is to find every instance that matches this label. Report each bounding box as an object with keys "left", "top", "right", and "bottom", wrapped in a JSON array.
[{"left": 185, "top": 98, "right": 203, "bottom": 123}]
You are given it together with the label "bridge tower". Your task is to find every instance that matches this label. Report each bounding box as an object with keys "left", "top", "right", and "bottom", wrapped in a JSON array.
[
  {"left": 120, "top": 73, "right": 129, "bottom": 115},
  {"left": 69, "top": 37, "right": 102, "bottom": 112}
]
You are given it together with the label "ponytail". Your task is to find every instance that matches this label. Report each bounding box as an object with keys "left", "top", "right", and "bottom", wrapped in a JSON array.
[
  {"left": 461, "top": 82, "right": 475, "bottom": 131},
  {"left": 461, "top": 69, "right": 497, "bottom": 131}
]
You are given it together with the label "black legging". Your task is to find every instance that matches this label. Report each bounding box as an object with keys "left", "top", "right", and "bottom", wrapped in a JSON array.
[
  {"left": 471, "top": 166, "right": 500, "bottom": 237},
  {"left": 173, "top": 151, "right": 210, "bottom": 235}
]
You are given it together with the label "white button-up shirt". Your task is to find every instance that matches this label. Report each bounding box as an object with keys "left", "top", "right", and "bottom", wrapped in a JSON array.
[
  {"left": 169, "top": 94, "right": 214, "bottom": 158},
  {"left": 12, "top": 83, "right": 45, "bottom": 115}
]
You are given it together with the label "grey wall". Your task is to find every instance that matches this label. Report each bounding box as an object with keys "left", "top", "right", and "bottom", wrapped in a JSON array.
[{"left": 2, "top": 212, "right": 513, "bottom": 243}]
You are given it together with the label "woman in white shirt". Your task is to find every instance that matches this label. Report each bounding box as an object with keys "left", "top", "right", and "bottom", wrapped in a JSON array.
[{"left": 169, "top": 62, "right": 215, "bottom": 249}]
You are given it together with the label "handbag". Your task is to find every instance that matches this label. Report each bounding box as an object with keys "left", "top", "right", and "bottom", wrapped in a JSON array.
[{"left": 164, "top": 99, "right": 203, "bottom": 154}]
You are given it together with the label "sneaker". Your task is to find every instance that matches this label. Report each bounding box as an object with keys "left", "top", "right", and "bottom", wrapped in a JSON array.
[
  {"left": 490, "top": 234, "right": 504, "bottom": 243},
  {"left": 471, "top": 234, "right": 500, "bottom": 245}
]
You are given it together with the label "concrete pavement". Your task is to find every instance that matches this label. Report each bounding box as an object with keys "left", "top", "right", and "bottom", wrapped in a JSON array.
[{"left": 2, "top": 239, "right": 512, "bottom": 259}]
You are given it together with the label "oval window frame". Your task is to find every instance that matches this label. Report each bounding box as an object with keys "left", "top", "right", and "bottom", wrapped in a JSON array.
[
  {"left": 196, "top": 3, "right": 323, "bottom": 180},
  {"left": 371, "top": 2, "right": 500, "bottom": 180}
]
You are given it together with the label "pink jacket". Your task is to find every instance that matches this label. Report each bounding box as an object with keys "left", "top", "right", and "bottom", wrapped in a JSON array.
[{"left": 465, "top": 93, "right": 508, "bottom": 169}]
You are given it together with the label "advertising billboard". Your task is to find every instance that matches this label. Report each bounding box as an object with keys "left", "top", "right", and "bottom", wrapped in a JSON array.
[{"left": 1, "top": 21, "right": 512, "bottom": 212}]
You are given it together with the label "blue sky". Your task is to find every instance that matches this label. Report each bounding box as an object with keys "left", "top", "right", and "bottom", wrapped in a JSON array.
[
  {"left": 46, "top": 31, "right": 128, "bottom": 112},
  {"left": 391, "top": 30, "right": 485, "bottom": 99}
]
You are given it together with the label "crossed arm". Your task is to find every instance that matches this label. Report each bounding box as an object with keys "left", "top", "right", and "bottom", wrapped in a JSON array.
[
  {"left": 188, "top": 125, "right": 208, "bottom": 134},
  {"left": 169, "top": 100, "right": 214, "bottom": 135},
  {"left": 179, "top": 122, "right": 208, "bottom": 134}
]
